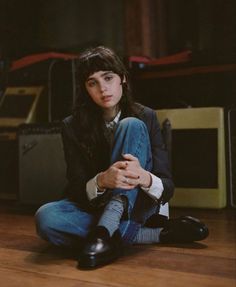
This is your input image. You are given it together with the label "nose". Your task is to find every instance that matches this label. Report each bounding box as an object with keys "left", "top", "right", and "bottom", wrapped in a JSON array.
[{"left": 99, "top": 80, "right": 107, "bottom": 93}]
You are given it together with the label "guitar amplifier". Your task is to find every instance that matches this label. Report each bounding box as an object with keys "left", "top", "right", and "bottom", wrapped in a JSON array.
[
  {"left": 18, "top": 123, "right": 67, "bottom": 205},
  {"left": 157, "top": 108, "right": 227, "bottom": 209}
]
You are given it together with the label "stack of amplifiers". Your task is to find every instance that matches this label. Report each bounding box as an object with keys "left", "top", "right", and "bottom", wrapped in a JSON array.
[
  {"left": 18, "top": 123, "right": 67, "bottom": 205},
  {"left": 0, "top": 86, "right": 44, "bottom": 199}
]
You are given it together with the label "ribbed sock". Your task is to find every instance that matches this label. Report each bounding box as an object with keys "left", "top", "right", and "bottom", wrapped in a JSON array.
[
  {"left": 97, "top": 197, "right": 125, "bottom": 236},
  {"left": 132, "top": 227, "right": 162, "bottom": 244}
]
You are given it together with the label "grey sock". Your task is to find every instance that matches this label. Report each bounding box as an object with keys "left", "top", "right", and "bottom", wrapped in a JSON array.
[
  {"left": 132, "top": 227, "right": 162, "bottom": 244},
  {"left": 97, "top": 197, "right": 125, "bottom": 236}
]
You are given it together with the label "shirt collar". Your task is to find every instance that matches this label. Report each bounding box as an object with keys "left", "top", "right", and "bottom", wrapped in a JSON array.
[{"left": 105, "top": 110, "right": 121, "bottom": 127}]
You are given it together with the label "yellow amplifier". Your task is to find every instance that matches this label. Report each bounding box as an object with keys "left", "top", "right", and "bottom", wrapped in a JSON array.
[
  {"left": 0, "top": 86, "right": 44, "bottom": 127},
  {"left": 157, "top": 107, "right": 226, "bottom": 209}
]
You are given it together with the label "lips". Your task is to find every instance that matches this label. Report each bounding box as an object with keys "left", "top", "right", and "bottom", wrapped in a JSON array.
[{"left": 102, "top": 95, "right": 112, "bottom": 102}]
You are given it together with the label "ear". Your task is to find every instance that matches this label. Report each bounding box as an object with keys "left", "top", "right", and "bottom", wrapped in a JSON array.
[{"left": 122, "top": 75, "right": 127, "bottom": 84}]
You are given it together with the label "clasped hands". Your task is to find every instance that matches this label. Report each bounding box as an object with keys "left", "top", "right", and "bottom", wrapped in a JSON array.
[{"left": 97, "top": 153, "right": 151, "bottom": 190}]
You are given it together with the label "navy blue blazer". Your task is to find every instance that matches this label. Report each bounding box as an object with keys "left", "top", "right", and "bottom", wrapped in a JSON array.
[{"left": 61, "top": 103, "right": 174, "bottom": 210}]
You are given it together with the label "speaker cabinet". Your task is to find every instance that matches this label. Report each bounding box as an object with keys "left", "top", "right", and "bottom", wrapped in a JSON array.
[
  {"left": 157, "top": 107, "right": 227, "bottom": 209},
  {"left": 18, "top": 123, "right": 67, "bottom": 205}
]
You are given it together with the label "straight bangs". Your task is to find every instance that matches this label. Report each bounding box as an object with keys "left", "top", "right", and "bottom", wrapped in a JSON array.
[
  {"left": 84, "top": 55, "right": 120, "bottom": 79},
  {"left": 77, "top": 48, "right": 126, "bottom": 85}
]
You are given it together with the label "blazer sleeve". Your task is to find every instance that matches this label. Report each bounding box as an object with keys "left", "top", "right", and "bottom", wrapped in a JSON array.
[
  {"left": 148, "top": 109, "right": 175, "bottom": 204},
  {"left": 61, "top": 118, "right": 91, "bottom": 206}
]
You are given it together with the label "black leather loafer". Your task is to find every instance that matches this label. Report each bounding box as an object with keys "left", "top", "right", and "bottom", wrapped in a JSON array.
[
  {"left": 78, "top": 226, "right": 122, "bottom": 269},
  {"left": 159, "top": 215, "right": 209, "bottom": 243}
]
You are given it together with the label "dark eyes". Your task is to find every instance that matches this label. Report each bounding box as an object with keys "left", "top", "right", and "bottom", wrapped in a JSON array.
[
  {"left": 87, "top": 80, "right": 96, "bottom": 87},
  {"left": 104, "top": 75, "right": 114, "bottom": 81},
  {"left": 87, "top": 74, "right": 114, "bottom": 88}
]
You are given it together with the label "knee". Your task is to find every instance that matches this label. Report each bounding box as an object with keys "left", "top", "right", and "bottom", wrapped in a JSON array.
[
  {"left": 35, "top": 203, "right": 56, "bottom": 239},
  {"left": 119, "top": 117, "right": 146, "bottom": 131}
]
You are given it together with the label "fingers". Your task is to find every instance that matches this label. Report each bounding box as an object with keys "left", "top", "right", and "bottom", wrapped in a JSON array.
[
  {"left": 106, "top": 158, "right": 142, "bottom": 189},
  {"left": 123, "top": 170, "right": 139, "bottom": 180},
  {"left": 122, "top": 153, "right": 137, "bottom": 161},
  {"left": 112, "top": 161, "right": 128, "bottom": 169},
  {"left": 105, "top": 164, "right": 140, "bottom": 189},
  {"left": 123, "top": 176, "right": 139, "bottom": 188},
  {"left": 112, "top": 164, "right": 140, "bottom": 179}
]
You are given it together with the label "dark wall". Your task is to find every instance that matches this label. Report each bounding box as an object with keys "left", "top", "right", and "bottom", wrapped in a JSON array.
[
  {"left": 124, "top": 0, "right": 236, "bottom": 62},
  {"left": 37, "top": 0, "right": 124, "bottom": 54},
  {"left": 0, "top": 0, "right": 235, "bottom": 62},
  {"left": 0, "top": 0, "right": 236, "bottom": 61},
  {"left": 0, "top": 0, "right": 124, "bottom": 60},
  {"left": 167, "top": 0, "right": 236, "bottom": 63},
  {"left": 0, "top": 0, "right": 39, "bottom": 59}
]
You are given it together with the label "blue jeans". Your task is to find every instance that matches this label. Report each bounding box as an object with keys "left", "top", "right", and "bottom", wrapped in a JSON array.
[{"left": 35, "top": 118, "right": 160, "bottom": 246}]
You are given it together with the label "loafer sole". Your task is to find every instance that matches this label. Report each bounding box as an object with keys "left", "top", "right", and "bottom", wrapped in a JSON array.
[{"left": 78, "top": 249, "right": 120, "bottom": 269}]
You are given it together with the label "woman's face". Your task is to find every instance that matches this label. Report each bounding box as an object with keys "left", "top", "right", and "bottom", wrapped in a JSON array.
[{"left": 85, "top": 70, "right": 124, "bottom": 118}]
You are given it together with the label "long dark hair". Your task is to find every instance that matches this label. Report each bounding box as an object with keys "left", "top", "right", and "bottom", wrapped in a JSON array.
[{"left": 72, "top": 46, "right": 139, "bottom": 164}]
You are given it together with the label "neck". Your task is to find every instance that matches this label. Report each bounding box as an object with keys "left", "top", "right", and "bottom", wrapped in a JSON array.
[{"left": 103, "top": 107, "right": 119, "bottom": 122}]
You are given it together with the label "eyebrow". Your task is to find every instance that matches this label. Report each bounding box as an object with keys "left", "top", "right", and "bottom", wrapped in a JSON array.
[{"left": 86, "top": 71, "right": 114, "bottom": 82}]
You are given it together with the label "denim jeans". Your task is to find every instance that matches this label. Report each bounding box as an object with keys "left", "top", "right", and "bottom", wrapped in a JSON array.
[{"left": 35, "top": 117, "right": 160, "bottom": 246}]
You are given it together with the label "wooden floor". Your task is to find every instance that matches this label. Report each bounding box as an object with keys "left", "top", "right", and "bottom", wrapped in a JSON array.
[{"left": 0, "top": 200, "right": 235, "bottom": 287}]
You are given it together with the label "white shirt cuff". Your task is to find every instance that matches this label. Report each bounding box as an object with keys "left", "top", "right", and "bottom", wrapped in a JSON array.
[
  {"left": 86, "top": 176, "right": 100, "bottom": 201},
  {"left": 159, "top": 202, "right": 169, "bottom": 218},
  {"left": 141, "top": 173, "right": 164, "bottom": 200}
]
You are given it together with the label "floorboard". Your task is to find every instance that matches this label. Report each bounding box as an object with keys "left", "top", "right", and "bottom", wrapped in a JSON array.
[{"left": 0, "top": 200, "right": 235, "bottom": 287}]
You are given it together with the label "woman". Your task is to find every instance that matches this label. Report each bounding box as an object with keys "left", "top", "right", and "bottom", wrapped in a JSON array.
[{"left": 35, "top": 46, "right": 208, "bottom": 269}]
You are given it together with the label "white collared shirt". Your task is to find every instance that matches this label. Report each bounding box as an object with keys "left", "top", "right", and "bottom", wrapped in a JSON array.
[{"left": 104, "top": 110, "right": 121, "bottom": 128}]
